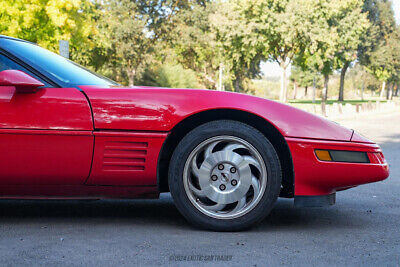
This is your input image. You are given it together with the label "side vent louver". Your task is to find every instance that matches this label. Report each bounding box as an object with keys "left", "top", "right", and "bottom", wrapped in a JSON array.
[{"left": 102, "top": 141, "right": 148, "bottom": 171}]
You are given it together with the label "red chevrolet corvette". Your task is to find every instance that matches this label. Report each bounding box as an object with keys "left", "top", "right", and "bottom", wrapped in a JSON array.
[{"left": 0, "top": 35, "right": 389, "bottom": 230}]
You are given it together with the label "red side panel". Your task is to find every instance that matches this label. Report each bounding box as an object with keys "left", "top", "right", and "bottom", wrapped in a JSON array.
[
  {"left": 0, "top": 86, "right": 92, "bottom": 130},
  {"left": 86, "top": 131, "right": 167, "bottom": 186},
  {"left": 80, "top": 86, "right": 353, "bottom": 141},
  {"left": 0, "top": 129, "right": 93, "bottom": 185},
  {"left": 286, "top": 137, "right": 389, "bottom": 196},
  {"left": 0, "top": 86, "right": 94, "bottom": 186}
]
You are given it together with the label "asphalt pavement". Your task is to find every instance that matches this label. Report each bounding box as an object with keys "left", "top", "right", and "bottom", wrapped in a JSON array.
[{"left": 0, "top": 112, "right": 399, "bottom": 267}]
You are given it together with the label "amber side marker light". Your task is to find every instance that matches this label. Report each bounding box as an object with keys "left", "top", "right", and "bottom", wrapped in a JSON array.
[
  {"left": 315, "top": 150, "right": 332, "bottom": 161},
  {"left": 315, "top": 150, "right": 370, "bottom": 163}
]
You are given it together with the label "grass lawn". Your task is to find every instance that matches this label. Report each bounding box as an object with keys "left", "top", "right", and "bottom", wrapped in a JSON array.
[{"left": 288, "top": 99, "right": 388, "bottom": 105}]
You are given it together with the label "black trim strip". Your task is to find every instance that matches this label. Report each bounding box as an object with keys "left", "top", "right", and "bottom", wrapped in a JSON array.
[
  {"left": 79, "top": 89, "right": 96, "bottom": 130},
  {"left": 294, "top": 193, "right": 336, "bottom": 207}
]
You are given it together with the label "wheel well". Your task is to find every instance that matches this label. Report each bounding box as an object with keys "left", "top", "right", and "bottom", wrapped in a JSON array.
[{"left": 157, "top": 109, "right": 294, "bottom": 197}]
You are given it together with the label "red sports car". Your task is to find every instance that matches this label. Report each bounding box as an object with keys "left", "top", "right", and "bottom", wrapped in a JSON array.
[{"left": 0, "top": 35, "right": 389, "bottom": 231}]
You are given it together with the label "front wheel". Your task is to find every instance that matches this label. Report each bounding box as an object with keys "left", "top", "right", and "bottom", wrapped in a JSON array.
[{"left": 168, "top": 120, "right": 281, "bottom": 231}]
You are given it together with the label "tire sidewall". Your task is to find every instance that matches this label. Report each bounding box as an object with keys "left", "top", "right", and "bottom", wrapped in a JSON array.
[{"left": 168, "top": 120, "right": 282, "bottom": 231}]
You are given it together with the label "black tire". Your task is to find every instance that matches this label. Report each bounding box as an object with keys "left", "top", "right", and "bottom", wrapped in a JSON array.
[{"left": 168, "top": 120, "right": 282, "bottom": 231}]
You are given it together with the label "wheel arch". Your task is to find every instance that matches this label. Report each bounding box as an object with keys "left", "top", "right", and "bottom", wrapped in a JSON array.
[{"left": 157, "top": 108, "right": 294, "bottom": 197}]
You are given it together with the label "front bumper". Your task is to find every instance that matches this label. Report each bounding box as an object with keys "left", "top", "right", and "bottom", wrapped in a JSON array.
[{"left": 286, "top": 137, "right": 389, "bottom": 197}]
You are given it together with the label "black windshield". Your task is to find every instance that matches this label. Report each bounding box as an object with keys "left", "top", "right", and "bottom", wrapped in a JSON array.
[{"left": 0, "top": 37, "right": 118, "bottom": 87}]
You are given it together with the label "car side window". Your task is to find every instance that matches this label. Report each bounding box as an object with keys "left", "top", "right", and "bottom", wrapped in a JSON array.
[{"left": 0, "top": 53, "right": 52, "bottom": 87}]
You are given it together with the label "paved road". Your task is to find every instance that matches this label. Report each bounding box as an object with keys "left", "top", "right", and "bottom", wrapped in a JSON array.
[{"left": 0, "top": 112, "right": 399, "bottom": 267}]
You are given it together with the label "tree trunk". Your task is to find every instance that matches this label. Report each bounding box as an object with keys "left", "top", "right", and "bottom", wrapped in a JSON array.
[
  {"left": 293, "top": 81, "right": 298, "bottom": 100},
  {"left": 390, "top": 87, "right": 393, "bottom": 100},
  {"left": 395, "top": 83, "right": 399, "bottom": 97},
  {"left": 312, "top": 77, "right": 316, "bottom": 103},
  {"left": 380, "top": 81, "right": 386, "bottom": 99},
  {"left": 388, "top": 83, "right": 393, "bottom": 100},
  {"left": 361, "top": 81, "right": 364, "bottom": 101},
  {"left": 304, "top": 86, "right": 308, "bottom": 97},
  {"left": 128, "top": 69, "right": 136, "bottom": 87},
  {"left": 321, "top": 73, "right": 329, "bottom": 117},
  {"left": 279, "top": 63, "right": 288, "bottom": 102},
  {"left": 218, "top": 63, "right": 224, "bottom": 91},
  {"left": 234, "top": 76, "right": 241, "bottom": 92},
  {"left": 338, "top": 61, "right": 349, "bottom": 102},
  {"left": 322, "top": 73, "right": 329, "bottom": 102}
]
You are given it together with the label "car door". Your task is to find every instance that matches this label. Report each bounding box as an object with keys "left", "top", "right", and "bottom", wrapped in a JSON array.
[{"left": 0, "top": 53, "right": 94, "bottom": 185}]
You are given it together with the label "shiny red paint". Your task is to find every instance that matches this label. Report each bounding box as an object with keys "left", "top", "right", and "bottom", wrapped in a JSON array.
[
  {"left": 87, "top": 131, "right": 167, "bottom": 186},
  {"left": 0, "top": 129, "right": 93, "bottom": 185},
  {"left": 0, "top": 69, "right": 44, "bottom": 93},
  {"left": 0, "top": 81, "right": 389, "bottom": 199},
  {"left": 0, "top": 85, "right": 94, "bottom": 186},
  {"left": 286, "top": 137, "right": 389, "bottom": 196},
  {"left": 0, "top": 86, "right": 93, "bottom": 130},
  {"left": 80, "top": 86, "right": 354, "bottom": 141},
  {"left": 78, "top": 85, "right": 388, "bottom": 197}
]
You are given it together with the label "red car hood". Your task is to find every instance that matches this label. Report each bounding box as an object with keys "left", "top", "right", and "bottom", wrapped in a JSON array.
[{"left": 79, "top": 85, "right": 354, "bottom": 142}]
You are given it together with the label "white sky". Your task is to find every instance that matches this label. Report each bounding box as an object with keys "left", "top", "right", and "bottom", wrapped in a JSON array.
[
  {"left": 393, "top": 0, "right": 400, "bottom": 24},
  {"left": 261, "top": 0, "right": 400, "bottom": 77}
]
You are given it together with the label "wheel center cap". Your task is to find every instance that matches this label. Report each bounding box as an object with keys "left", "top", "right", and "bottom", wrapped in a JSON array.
[
  {"left": 221, "top": 172, "right": 230, "bottom": 182},
  {"left": 197, "top": 151, "right": 253, "bottom": 204}
]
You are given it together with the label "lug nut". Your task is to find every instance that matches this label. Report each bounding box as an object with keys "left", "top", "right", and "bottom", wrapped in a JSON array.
[
  {"left": 218, "top": 164, "right": 224, "bottom": 170},
  {"left": 231, "top": 179, "right": 238, "bottom": 186},
  {"left": 211, "top": 175, "right": 218, "bottom": 181},
  {"left": 219, "top": 184, "right": 226, "bottom": 191},
  {"left": 230, "top": 167, "right": 236, "bottom": 173}
]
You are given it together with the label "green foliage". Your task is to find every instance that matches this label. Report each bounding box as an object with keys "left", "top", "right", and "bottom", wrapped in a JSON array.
[
  {"left": 252, "top": 79, "right": 281, "bottom": 99},
  {"left": 365, "top": 30, "right": 400, "bottom": 82},
  {"left": 163, "top": 2, "right": 221, "bottom": 89},
  {"left": 153, "top": 64, "right": 199, "bottom": 88},
  {"left": 0, "top": 0, "right": 98, "bottom": 64},
  {"left": 290, "top": 66, "right": 320, "bottom": 89},
  {"left": 94, "top": 0, "right": 155, "bottom": 86},
  {"left": 0, "top": 0, "right": 399, "bottom": 100},
  {"left": 210, "top": 1, "right": 264, "bottom": 92},
  {"left": 334, "top": 0, "right": 370, "bottom": 67},
  {"left": 359, "top": 0, "right": 400, "bottom": 83},
  {"left": 347, "top": 64, "right": 381, "bottom": 93},
  {"left": 290, "top": 0, "right": 373, "bottom": 103},
  {"left": 138, "top": 64, "right": 199, "bottom": 88}
]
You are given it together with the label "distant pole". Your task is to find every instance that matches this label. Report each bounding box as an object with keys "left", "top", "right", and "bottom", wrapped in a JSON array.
[
  {"left": 361, "top": 81, "right": 364, "bottom": 101},
  {"left": 218, "top": 63, "right": 224, "bottom": 91},
  {"left": 312, "top": 76, "right": 316, "bottom": 103},
  {"left": 59, "top": 40, "right": 69, "bottom": 59}
]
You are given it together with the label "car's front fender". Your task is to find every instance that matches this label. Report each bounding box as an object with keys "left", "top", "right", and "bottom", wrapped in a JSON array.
[{"left": 80, "top": 86, "right": 353, "bottom": 141}]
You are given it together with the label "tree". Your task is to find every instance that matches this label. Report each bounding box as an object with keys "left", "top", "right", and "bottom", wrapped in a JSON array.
[
  {"left": 294, "top": 1, "right": 337, "bottom": 109},
  {"left": 290, "top": 66, "right": 320, "bottom": 97},
  {"left": 359, "top": 0, "right": 400, "bottom": 99},
  {"left": 346, "top": 63, "right": 380, "bottom": 99},
  {"left": 156, "top": 64, "right": 199, "bottom": 88},
  {"left": 0, "top": 0, "right": 97, "bottom": 63},
  {"left": 292, "top": 0, "right": 369, "bottom": 112},
  {"left": 163, "top": 2, "right": 221, "bottom": 89},
  {"left": 334, "top": 0, "right": 370, "bottom": 101},
  {"left": 365, "top": 30, "right": 400, "bottom": 99},
  {"left": 96, "top": 0, "right": 154, "bottom": 86},
  {"left": 215, "top": 0, "right": 324, "bottom": 101},
  {"left": 210, "top": 1, "right": 264, "bottom": 92}
]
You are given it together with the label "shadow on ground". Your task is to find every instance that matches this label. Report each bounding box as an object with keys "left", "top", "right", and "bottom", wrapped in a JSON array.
[{"left": 0, "top": 195, "right": 374, "bottom": 232}]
